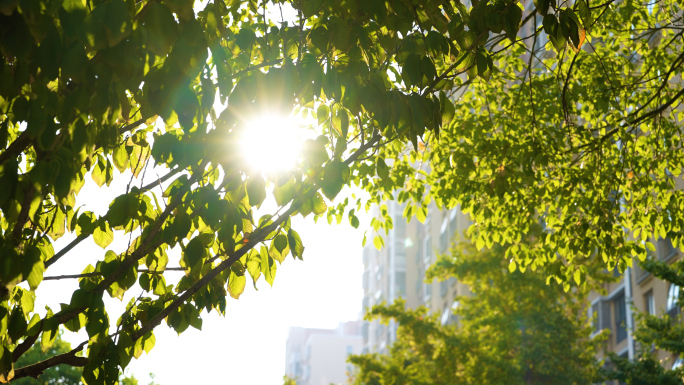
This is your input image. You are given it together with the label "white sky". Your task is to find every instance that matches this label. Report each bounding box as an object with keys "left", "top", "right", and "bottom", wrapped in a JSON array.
[{"left": 35, "top": 167, "right": 367, "bottom": 384}]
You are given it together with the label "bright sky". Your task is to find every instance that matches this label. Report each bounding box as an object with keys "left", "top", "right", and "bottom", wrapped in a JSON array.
[
  {"left": 36, "top": 165, "right": 366, "bottom": 384},
  {"left": 29, "top": 4, "right": 368, "bottom": 383}
]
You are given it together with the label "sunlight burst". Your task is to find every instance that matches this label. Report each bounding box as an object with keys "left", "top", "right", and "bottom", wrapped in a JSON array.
[{"left": 240, "top": 114, "right": 305, "bottom": 173}]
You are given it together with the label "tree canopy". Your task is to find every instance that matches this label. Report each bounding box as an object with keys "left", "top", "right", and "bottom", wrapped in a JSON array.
[
  {"left": 349, "top": 234, "right": 603, "bottom": 385},
  {"left": 0, "top": 0, "right": 682, "bottom": 382}
]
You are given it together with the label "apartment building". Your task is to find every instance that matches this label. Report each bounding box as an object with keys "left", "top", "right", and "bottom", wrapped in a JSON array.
[
  {"left": 284, "top": 321, "right": 363, "bottom": 385},
  {"left": 589, "top": 237, "right": 682, "bottom": 372},
  {"left": 360, "top": 201, "right": 472, "bottom": 353},
  {"left": 361, "top": 201, "right": 683, "bottom": 381}
]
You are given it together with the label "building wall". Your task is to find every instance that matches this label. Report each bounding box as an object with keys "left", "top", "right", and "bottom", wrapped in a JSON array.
[
  {"left": 589, "top": 239, "right": 681, "bottom": 374},
  {"left": 285, "top": 322, "right": 363, "bottom": 385},
  {"left": 361, "top": 201, "right": 472, "bottom": 353}
]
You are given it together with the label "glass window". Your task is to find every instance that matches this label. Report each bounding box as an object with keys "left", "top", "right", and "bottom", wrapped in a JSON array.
[
  {"left": 440, "top": 217, "right": 449, "bottom": 252},
  {"left": 645, "top": 291, "right": 655, "bottom": 315},
  {"left": 668, "top": 283, "right": 680, "bottom": 311},
  {"left": 423, "top": 235, "right": 432, "bottom": 264},
  {"left": 614, "top": 292, "right": 627, "bottom": 343},
  {"left": 395, "top": 271, "right": 406, "bottom": 297},
  {"left": 423, "top": 281, "right": 432, "bottom": 302},
  {"left": 591, "top": 302, "right": 599, "bottom": 333}
]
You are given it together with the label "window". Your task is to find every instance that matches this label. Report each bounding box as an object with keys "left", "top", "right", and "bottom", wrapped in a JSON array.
[
  {"left": 423, "top": 281, "right": 432, "bottom": 302},
  {"left": 423, "top": 235, "right": 433, "bottom": 264},
  {"left": 590, "top": 299, "right": 612, "bottom": 335},
  {"left": 658, "top": 237, "right": 676, "bottom": 261},
  {"left": 440, "top": 280, "right": 448, "bottom": 297},
  {"left": 440, "top": 305, "right": 452, "bottom": 325},
  {"left": 439, "top": 217, "right": 449, "bottom": 252},
  {"left": 645, "top": 290, "right": 655, "bottom": 316},
  {"left": 614, "top": 292, "right": 627, "bottom": 343},
  {"left": 346, "top": 345, "right": 353, "bottom": 355},
  {"left": 449, "top": 209, "right": 457, "bottom": 236},
  {"left": 395, "top": 271, "right": 406, "bottom": 297},
  {"left": 667, "top": 283, "right": 680, "bottom": 316},
  {"left": 591, "top": 302, "right": 600, "bottom": 332}
]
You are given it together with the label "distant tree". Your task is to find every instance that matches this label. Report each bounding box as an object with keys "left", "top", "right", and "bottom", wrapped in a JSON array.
[
  {"left": 12, "top": 330, "right": 150, "bottom": 385},
  {"left": 349, "top": 233, "right": 604, "bottom": 385},
  {"left": 12, "top": 331, "right": 82, "bottom": 385}
]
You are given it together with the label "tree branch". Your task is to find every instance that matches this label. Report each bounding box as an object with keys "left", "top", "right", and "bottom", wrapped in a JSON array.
[
  {"left": 130, "top": 132, "right": 384, "bottom": 342},
  {"left": 12, "top": 342, "right": 88, "bottom": 381},
  {"left": 42, "top": 267, "right": 187, "bottom": 281},
  {"left": 0, "top": 130, "right": 31, "bottom": 166},
  {"left": 45, "top": 234, "right": 89, "bottom": 269}
]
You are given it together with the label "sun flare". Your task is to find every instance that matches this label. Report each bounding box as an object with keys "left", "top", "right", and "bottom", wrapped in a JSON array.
[{"left": 240, "top": 114, "right": 305, "bottom": 173}]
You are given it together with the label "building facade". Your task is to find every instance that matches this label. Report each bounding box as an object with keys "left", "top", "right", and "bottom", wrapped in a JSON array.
[
  {"left": 361, "top": 201, "right": 682, "bottom": 379},
  {"left": 589, "top": 237, "right": 681, "bottom": 376},
  {"left": 284, "top": 321, "right": 363, "bottom": 385},
  {"left": 360, "top": 201, "right": 472, "bottom": 353}
]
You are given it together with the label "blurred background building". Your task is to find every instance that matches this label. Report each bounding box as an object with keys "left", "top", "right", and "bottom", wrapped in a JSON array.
[
  {"left": 284, "top": 321, "right": 362, "bottom": 385},
  {"left": 360, "top": 200, "right": 683, "bottom": 379},
  {"left": 360, "top": 201, "right": 472, "bottom": 353}
]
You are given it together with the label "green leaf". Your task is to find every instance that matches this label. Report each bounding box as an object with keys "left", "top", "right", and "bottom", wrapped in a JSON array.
[
  {"left": 235, "top": 27, "right": 257, "bottom": 51},
  {"left": 183, "top": 237, "right": 205, "bottom": 269},
  {"left": 377, "top": 158, "right": 390, "bottom": 181},
  {"left": 142, "top": 3, "right": 179, "bottom": 56},
  {"left": 22, "top": 248, "right": 45, "bottom": 292},
  {"left": 246, "top": 249, "right": 262, "bottom": 287},
  {"left": 373, "top": 235, "right": 384, "bottom": 250},
  {"left": 91, "top": 158, "right": 106, "bottom": 187},
  {"left": 311, "top": 193, "right": 327, "bottom": 215},
  {"left": 142, "top": 332, "right": 156, "bottom": 354},
  {"left": 317, "top": 104, "right": 330, "bottom": 126},
  {"left": 274, "top": 234, "right": 288, "bottom": 253},
  {"left": 402, "top": 54, "right": 422, "bottom": 87},
  {"left": 331, "top": 105, "right": 349, "bottom": 138},
  {"left": 260, "top": 246, "right": 277, "bottom": 286},
  {"left": 439, "top": 91, "right": 455, "bottom": 126},
  {"left": 247, "top": 176, "right": 266, "bottom": 208},
  {"left": 8, "top": 308, "right": 27, "bottom": 342},
  {"left": 93, "top": 221, "right": 114, "bottom": 249},
  {"left": 287, "top": 229, "right": 305, "bottom": 260},
  {"left": 112, "top": 145, "right": 129, "bottom": 173},
  {"left": 508, "top": 260, "right": 517, "bottom": 273},
  {"left": 303, "top": 137, "right": 329, "bottom": 166},
  {"left": 227, "top": 270, "right": 246, "bottom": 299},
  {"left": 503, "top": 3, "right": 523, "bottom": 42},
  {"left": 420, "top": 56, "right": 436, "bottom": 81},
  {"left": 274, "top": 178, "right": 296, "bottom": 206},
  {"left": 102, "top": 0, "right": 132, "bottom": 47},
  {"left": 321, "top": 161, "right": 350, "bottom": 200}
]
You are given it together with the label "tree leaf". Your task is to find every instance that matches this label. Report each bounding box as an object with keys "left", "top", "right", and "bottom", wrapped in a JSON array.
[
  {"left": 287, "top": 229, "right": 305, "bottom": 260},
  {"left": 227, "top": 270, "right": 246, "bottom": 299},
  {"left": 93, "top": 221, "right": 114, "bottom": 249}
]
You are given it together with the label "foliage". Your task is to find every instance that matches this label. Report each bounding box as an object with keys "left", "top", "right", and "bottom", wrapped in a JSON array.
[
  {"left": 362, "top": 0, "right": 684, "bottom": 289},
  {"left": 349, "top": 234, "right": 603, "bottom": 385},
  {"left": 602, "top": 258, "right": 684, "bottom": 384},
  {"left": 12, "top": 330, "right": 141, "bottom": 385},
  {"left": 12, "top": 331, "right": 82, "bottom": 385},
  {"left": 0, "top": 0, "right": 678, "bottom": 382}
]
